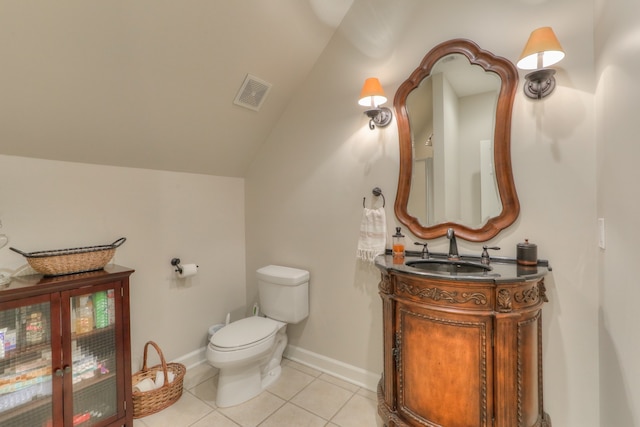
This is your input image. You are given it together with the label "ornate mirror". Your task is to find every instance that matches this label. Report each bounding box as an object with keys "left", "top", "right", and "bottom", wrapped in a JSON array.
[{"left": 394, "top": 39, "right": 519, "bottom": 242}]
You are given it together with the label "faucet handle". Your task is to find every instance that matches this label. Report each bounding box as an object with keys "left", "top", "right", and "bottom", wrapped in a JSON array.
[
  {"left": 481, "top": 245, "right": 500, "bottom": 265},
  {"left": 414, "top": 242, "right": 429, "bottom": 259}
]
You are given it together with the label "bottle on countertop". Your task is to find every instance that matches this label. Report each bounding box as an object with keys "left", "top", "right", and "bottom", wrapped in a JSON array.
[{"left": 392, "top": 227, "right": 405, "bottom": 264}]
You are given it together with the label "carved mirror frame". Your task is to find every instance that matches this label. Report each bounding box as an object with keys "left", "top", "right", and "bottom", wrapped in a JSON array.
[{"left": 394, "top": 39, "right": 519, "bottom": 242}]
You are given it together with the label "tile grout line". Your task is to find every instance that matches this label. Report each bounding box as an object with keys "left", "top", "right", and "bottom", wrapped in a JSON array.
[
  {"left": 184, "top": 388, "right": 220, "bottom": 427},
  {"left": 264, "top": 376, "right": 331, "bottom": 423},
  {"left": 145, "top": 358, "right": 376, "bottom": 427},
  {"left": 287, "top": 375, "right": 360, "bottom": 425},
  {"left": 258, "top": 371, "right": 361, "bottom": 426},
  {"left": 327, "top": 391, "right": 360, "bottom": 426}
]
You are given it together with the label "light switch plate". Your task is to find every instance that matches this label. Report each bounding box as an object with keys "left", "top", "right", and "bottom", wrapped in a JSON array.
[{"left": 598, "top": 218, "right": 605, "bottom": 249}]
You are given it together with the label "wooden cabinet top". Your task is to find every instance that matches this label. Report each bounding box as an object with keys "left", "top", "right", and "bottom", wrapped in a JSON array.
[{"left": 0, "top": 265, "right": 134, "bottom": 302}]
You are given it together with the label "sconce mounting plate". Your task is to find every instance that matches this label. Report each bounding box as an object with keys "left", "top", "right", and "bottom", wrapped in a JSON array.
[
  {"left": 523, "top": 69, "right": 556, "bottom": 99},
  {"left": 364, "top": 107, "right": 393, "bottom": 129}
]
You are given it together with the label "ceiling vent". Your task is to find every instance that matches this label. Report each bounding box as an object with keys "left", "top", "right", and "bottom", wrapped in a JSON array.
[{"left": 233, "top": 74, "right": 272, "bottom": 112}]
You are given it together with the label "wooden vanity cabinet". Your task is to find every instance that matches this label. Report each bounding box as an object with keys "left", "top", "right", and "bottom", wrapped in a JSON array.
[
  {"left": 378, "top": 269, "right": 551, "bottom": 427},
  {"left": 0, "top": 265, "right": 134, "bottom": 427}
]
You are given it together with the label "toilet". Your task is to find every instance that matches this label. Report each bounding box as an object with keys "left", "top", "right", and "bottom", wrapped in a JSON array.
[{"left": 206, "top": 265, "right": 309, "bottom": 407}]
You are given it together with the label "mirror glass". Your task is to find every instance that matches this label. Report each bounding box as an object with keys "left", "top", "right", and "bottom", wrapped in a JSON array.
[
  {"left": 406, "top": 53, "right": 502, "bottom": 228},
  {"left": 394, "top": 39, "right": 519, "bottom": 242}
]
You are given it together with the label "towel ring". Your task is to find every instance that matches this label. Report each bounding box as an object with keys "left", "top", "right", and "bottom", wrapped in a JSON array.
[{"left": 363, "top": 187, "right": 385, "bottom": 208}]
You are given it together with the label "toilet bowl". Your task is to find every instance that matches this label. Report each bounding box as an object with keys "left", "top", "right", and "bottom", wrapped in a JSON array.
[
  {"left": 206, "top": 265, "right": 309, "bottom": 407},
  {"left": 207, "top": 316, "right": 287, "bottom": 407}
]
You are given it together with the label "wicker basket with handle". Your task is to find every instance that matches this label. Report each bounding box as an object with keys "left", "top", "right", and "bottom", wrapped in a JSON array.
[
  {"left": 132, "top": 341, "right": 186, "bottom": 418},
  {"left": 10, "top": 237, "right": 126, "bottom": 276}
]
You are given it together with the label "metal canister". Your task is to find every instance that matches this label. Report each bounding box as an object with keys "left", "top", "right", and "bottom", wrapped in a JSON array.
[{"left": 517, "top": 239, "right": 538, "bottom": 266}]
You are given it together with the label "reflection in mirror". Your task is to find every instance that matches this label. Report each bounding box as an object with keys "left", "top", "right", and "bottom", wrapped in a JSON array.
[
  {"left": 394, "top": 39, "right": 519, "bottom": 242},
  {"left": 406, "top": 54, "right": 502, "bottom": 228}
]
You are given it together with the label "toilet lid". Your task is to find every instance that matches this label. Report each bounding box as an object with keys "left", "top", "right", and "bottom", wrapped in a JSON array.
[{"left": 211, "top": 316, "right": 279, "bottom": 349}]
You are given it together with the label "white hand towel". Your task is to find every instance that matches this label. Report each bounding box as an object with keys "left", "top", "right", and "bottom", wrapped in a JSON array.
[{"left": 356, "top": 207, "right": 387, "bottom": 262}]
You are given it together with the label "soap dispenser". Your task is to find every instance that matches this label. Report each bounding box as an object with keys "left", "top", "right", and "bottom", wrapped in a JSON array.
[{"left": 392, "top": 227, "right": 405, "bottom": 264}]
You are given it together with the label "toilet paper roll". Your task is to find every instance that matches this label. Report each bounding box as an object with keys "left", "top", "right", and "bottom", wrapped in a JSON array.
[
  {"left": 133, "top": 378, "right": 156, "bottom": 393},
  {"left": 178, "top": 263, "right": 198, "bottom": 278},
  {"left": 155, "top": 371, "right": 175, "bottom": 388}
]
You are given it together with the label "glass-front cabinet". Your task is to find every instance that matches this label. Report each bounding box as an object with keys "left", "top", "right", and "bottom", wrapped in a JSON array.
[{"left": 0, "top": 266, "right": 134, "bottom": 427}]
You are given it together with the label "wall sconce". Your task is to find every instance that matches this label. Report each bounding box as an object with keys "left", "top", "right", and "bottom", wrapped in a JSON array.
[
  {"left": 358, "top": 77, "right": 393, "bottom": 129},
  {"left": 516, "top": 27, "right": 565, "bottom": 99}
]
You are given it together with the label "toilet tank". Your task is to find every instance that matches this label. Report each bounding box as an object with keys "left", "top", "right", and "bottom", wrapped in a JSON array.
[{"left": 257, "top": 265, "right": 309, "bottom": 324}]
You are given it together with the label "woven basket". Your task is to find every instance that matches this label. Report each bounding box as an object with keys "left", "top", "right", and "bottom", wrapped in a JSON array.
[
  {"left": 10, "top": 237, "right": 126, "bottom": 276},
  {"left": 132, "top": 341, "right": 186, "bottom": 419}
]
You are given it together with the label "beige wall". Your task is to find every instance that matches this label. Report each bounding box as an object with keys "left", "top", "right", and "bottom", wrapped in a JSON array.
[
  {"left": 246, "top": 0, "right": 599, "bottom": 425},
  {"left": 595, "top": 0, "right": 640, "bottom": 424},
  {"left": 0, "top": 155, "right": 246, "bottom": 368}
]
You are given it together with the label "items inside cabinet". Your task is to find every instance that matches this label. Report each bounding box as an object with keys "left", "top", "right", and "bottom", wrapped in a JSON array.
[
  {"left": 67, "top": 290, "right": 120, "bottom": 425},
  {"left": 0, "top": 302, "right": 53, "bottom": 427}
]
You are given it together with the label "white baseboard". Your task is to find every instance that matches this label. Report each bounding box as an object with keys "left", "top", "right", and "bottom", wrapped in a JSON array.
[
  {"left": 173, "top": 346, "right": 207, "bottom": 371},
  {"left": 284, "top": 345, "right": 380, "bottom": 392},
  {"left": 173, "top": 344, "right": 380, "bottom": 392}
]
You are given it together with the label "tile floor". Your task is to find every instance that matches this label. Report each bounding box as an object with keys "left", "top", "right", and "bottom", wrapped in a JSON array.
[{"left": 133, "top": 358, "right": 385, "bottom": 427}]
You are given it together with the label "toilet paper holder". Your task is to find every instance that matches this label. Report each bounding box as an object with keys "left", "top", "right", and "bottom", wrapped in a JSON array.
[{"left": 170, "top": 258, "right": 198, "bottom": 274}]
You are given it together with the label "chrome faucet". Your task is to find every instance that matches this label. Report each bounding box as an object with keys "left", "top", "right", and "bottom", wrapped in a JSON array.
[
  {"left": 414, "top": 242, "right": 429, "bottom": 259},
  {"left": 446, "top": 228, "right": 460, "bottom": 260},
  {"left": 481, "top": 245, "right": 500, "bottom": 265}
]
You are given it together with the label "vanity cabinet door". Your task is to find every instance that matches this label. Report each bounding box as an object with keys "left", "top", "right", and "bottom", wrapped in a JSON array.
[{"left": 395, "top": 302, "right": 494, "bottom": 427}]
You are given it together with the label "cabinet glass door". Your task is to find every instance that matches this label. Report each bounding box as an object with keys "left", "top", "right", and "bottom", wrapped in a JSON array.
[
  {"left": 0, "top": 297, "right": 54, "bottom": 427},
  {"left": 68, "top": 288, "right": 119, "bottom": 426}
]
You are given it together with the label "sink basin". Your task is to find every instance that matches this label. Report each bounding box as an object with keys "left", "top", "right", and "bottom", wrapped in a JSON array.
[{"left": 405, "top": 259, "right": 492, "bottom": 275}]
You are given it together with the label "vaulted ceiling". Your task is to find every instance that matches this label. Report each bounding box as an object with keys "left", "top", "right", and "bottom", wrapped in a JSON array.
[{"left": 0, "top": 1, "right": 352, "bottom": 177}]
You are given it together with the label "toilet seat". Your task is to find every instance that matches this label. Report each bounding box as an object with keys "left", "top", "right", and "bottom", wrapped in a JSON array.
[{"left": 211, "top": 317, "right": 280, "bottom": 351}]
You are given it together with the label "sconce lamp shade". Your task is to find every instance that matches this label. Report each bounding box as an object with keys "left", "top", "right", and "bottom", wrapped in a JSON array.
[
  {"left": 517, "top": 27, "right": 565, "bottom": 70},
  {"left": 358, "top": 77, "right": 388, "bottom": 107}
]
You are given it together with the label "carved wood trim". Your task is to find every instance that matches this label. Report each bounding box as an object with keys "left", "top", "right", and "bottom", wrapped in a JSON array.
[
  {"left": 379, "top": 273, "right": 392, "bottom": 294},
  {"left": 497, "top": 288, "right": 512, "bottom": 312},
  {"left": 397, "top": 281, "right": 488, "bottom": 305},
  {"left": 514, "top": 284, "right": 540, "bottom": 304},
  {"left": 538, "top": 278, "right": 549, "bottom": 302},
  {"left": 517, "top": 311, "right": 541, "bottom": 427}
]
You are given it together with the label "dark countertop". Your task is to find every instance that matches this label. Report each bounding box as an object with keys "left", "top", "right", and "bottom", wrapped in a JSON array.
[{"left": 374, "top": 251, "right": 551, "bottom": 283}]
